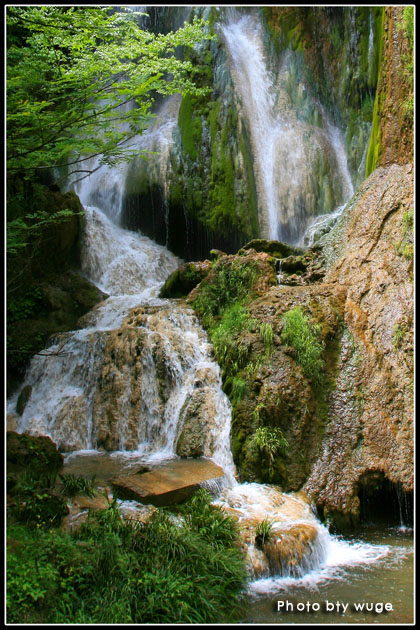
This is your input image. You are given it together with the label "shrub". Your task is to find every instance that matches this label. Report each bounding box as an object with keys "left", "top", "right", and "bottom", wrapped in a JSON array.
[{"left": 281, "top": 306, "right": 325, "bottom": 386}]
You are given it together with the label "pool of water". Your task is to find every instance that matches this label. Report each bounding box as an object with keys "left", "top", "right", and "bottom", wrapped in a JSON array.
[{"left": 242, "top": 526, "right": 414, "bottom": 624}]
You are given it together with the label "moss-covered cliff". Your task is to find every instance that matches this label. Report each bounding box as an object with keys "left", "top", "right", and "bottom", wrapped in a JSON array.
[
  {"left": 121, "top": 7, "right": 260, "bottom": 260},
  {"left": 365, "top": 6, "right": 414, "bottom": 176}
]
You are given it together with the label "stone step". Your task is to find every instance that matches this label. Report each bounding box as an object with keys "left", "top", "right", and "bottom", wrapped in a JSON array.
[{"left": 111, "top": 458, "right": 224, "bottom": 506}]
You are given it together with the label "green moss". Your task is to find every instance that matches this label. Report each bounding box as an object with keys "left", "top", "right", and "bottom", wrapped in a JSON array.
[
  {"left": 365, "top": 7, "right": 385, "bottom": 177},
  {"left": 178, "top": 93, "right": 202, "bottom": 161}
]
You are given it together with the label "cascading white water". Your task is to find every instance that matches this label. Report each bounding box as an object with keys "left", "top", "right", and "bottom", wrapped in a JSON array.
[{"left": 221, "top": 12, "right": 355, "bottom": 244}]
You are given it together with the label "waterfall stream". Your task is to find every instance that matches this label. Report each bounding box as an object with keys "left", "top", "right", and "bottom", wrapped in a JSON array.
[
  {"left": 6, "top": 8, "right": 411, "bottom": 606},
  {"left": 221, "top": 11, "right": 354, "bottom": 244}
]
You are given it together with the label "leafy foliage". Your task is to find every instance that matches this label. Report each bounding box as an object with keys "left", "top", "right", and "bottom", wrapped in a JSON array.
[
  {"left": 6, "top": 6, "right": 214, "bottom": 179},
  {"left": 210, "top": 304, "right": 257, "bottom": 377},
  {"left": 250, "top": 426, "right": 289, "bottom": 475},
  {"left": 58, "top": 474, "right": 97, "bottom": 498},
  {"left": 191, "top": 260, "right": 259, "bottom": 330}
]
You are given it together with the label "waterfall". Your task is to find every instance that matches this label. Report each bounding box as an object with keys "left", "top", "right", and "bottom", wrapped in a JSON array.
[
  {"left": 221, "top": 11, "right": 355, "bottom": 244},
  {"left": 7, "top": 8, "right": 392, "bottom": 588}
]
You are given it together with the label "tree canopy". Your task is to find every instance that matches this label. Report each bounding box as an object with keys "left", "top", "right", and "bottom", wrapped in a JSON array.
[{"left": 6, "top": 6, "right": 214, "bottom": 184}]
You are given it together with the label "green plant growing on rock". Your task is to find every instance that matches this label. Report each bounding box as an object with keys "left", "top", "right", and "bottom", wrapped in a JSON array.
[
  {"left": 255, "top": 518, "right": 274, "bottom": 549},
  {"left": 191, "top": 259, "right": 258, "bottom": 327},
  {"left": 58, "top": 474, "right": 97, "bottom": 498},
  {"left": 250, "top": 426, "right": 289, "bottom": 476},
  {"left": 281, "top": 306, "right": 325, "bottom": 386},
  {"left": 258, "top": 322, "right": 274, "bottom": 356},
  {"left": 210, "top": 304, "right": 257, "bottom": 378},
  {"left": 394, "top": 208, "right": 414, "bottom": 261},
  {"left": 230, "top": 375, "right": 247, "bottom": 404}
]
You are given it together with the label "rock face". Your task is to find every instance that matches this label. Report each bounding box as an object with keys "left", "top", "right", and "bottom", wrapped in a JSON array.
[
  {"left": 366, "top": 7, "right": 414, "bottom": 175},
  {"left": 304, "top": 163, "right": 414, "bottom": 524},
  {"left": 112, "top": 458, "right": 225, "bottom": 506}
]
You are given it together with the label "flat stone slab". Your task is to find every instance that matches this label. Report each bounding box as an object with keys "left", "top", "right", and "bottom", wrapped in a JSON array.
[{"left": 111, "top": 458, "right": 224, "bottom": 506}]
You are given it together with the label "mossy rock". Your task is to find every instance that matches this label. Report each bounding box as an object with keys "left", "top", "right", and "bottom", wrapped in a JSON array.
[
  {"left": 159, "top": 261, "right": 211, "bottom": 298},
  {"left": 242, "top": 239, "right": 304, "bottom": 259},
  {"left": 7, "top": 431, "right": 64, "bottom": 476}
]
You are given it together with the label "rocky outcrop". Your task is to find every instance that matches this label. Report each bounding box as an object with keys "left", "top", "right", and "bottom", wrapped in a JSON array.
[
  {"left": 304, "top": 163, "right": 414, "bottom": 526},
  {"left": 159, "top": 260, "right": 212, "bottom": 298},
  {"left": 7, "top": 431, "right": 64, "bottom": 476},
  {"left": 218, "top": 484, "right": 322, "bottom": 578},
  {"left": 186, "top": 163, "right": 413, "bottom": 530}
]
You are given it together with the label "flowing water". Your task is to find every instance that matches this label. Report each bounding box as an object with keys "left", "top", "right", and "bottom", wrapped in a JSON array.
[
  {"left": 221, "top": 11, "right": 354, "bottom": 244},
  {"left": 7, "top": 9, "right": 413, "bottom": 624}
]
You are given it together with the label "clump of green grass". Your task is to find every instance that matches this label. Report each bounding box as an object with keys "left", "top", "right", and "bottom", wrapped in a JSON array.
[
  {"left": 250, "top": 426, "right": 289, "bottom": 476},
  {"left": 58, "top": 474, "right": 97, "bottom": 498},
  {"left": 210, "top": 303, "right": 257, "bottom": 378},
  {"left": 191, "top": 259, "right": 258, "bottom": 328},
  {"left": 255, "top": 518, "right": 274, "bottom": 549},
  {"left": 281, "top": 306, "right": 325, "bottom": 386},
  {"left": 258, "top": 322, "right": 274, "bottom": 356}
]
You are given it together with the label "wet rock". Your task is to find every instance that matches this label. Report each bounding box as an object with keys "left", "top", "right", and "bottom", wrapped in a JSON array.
[
  {"left": 242, "top": 239, "right": 304, "bottom": 259},
  {"left": 176, "top": 388, "right": 217, "bottom": 457},
  {"left": 111, "top": 458, "right": 225, "bottom": 506},
  {"left": 159, "top": 260, "right": 211, "bottom": 298},
  {"left": 304, "top": 164, "right": 414, "bottom": 525},
  {"left": 217, "top": 485, "right": 320, "bottom": 578},
  {"left": 16, "top": 385, "right": 32, "bottom": 415},
  {"left": 262, "top": 523, "right": 318, "bottom": 576}
]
